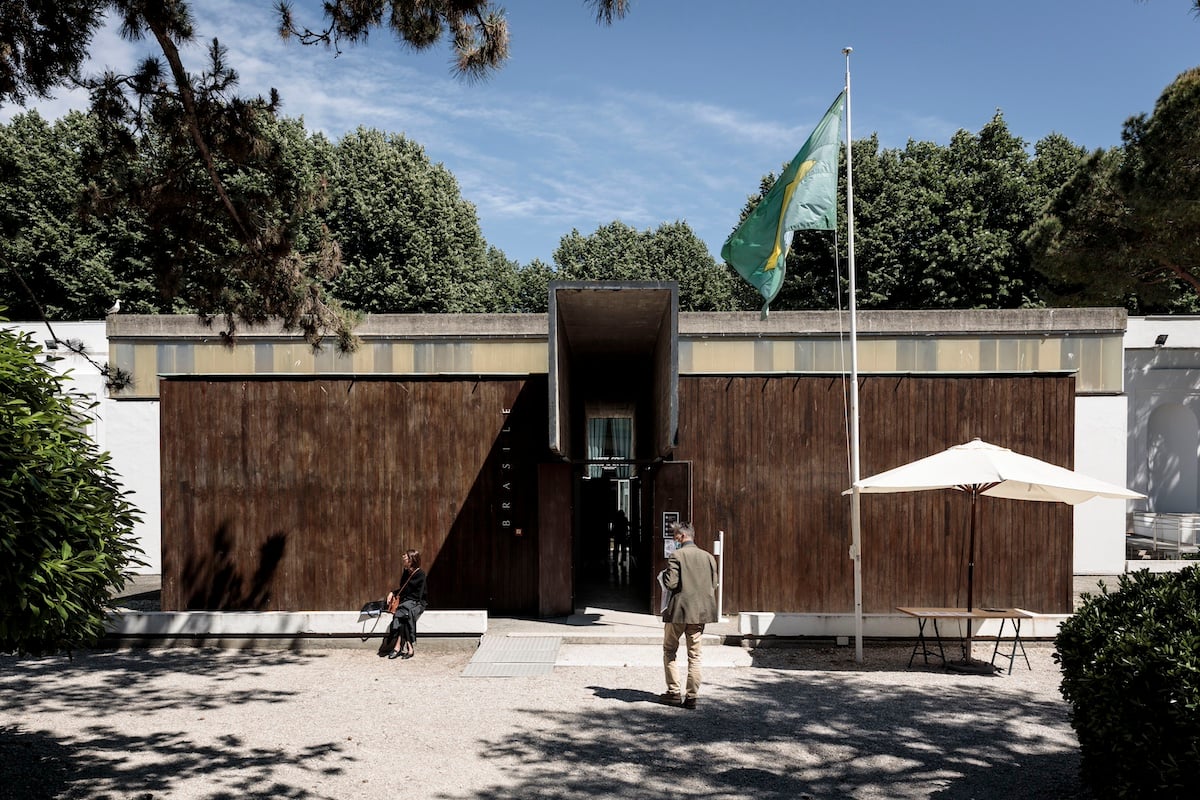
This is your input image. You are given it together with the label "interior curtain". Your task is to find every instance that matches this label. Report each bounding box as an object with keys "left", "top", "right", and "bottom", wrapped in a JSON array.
[{"left": 587, "top": 417, "right": 632, "bottom": 478}]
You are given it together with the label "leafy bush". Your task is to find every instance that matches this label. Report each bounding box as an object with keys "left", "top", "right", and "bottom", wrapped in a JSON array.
[
  {"left": 1055, "top": 567, "right": 1200, "bottom": 799},
  {"left": 0, "top": 321, "right": 144, "bottom": 654}
]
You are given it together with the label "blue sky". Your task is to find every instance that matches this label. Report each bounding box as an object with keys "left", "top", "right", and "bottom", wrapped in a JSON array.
[{"left": 5, "top": 1, "right": 1199, "bottom": 265}]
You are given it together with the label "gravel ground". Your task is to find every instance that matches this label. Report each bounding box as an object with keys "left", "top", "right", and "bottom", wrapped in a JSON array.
[{"left": 0, "top": 641, "right": 1090, "bottom": 800}]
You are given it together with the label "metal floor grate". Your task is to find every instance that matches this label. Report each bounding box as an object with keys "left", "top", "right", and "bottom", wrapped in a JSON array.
[{"left": 462, "top": 635, "right": 562, "bottom": 677}]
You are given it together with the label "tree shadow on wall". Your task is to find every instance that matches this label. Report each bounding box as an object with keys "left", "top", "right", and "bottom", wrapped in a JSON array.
[
  {"left": 181, "top": 524, "right": 288, "bottom": 610},
  {"left": 431, "top": 378, "right": 550, "bottom": 614}
]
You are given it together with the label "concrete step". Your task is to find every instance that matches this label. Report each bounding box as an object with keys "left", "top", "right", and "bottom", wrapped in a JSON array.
[{"left": 486, "top": 607, "right": 742, "bottom": 646}]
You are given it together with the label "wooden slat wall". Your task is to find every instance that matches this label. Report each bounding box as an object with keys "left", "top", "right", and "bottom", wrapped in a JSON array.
[
  {"left": 161, "top": 372, "right": 1077, "bottom": 616},
  {"left": 649, "top": 461, "right": 693, "bottom": 605},
  {"left": 537, "top": 462, "right": 573, "bottom": 616},
  {"left": 161, "top": 376, "right": 548, "bottom": 613},
  {"left": 675, "top": 374, "right": 1076, "bottom": 615}
]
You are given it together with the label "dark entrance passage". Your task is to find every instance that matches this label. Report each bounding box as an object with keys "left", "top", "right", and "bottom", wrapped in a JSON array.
[
  {"left": 549, "top": 281, "right": 679, "bottom": 615},
  {"left": 574, "top": 469, "right": 644, "bottom": 613}
]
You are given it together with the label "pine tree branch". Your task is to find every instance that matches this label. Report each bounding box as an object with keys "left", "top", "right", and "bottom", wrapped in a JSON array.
[
  {"left": 0, "top": 254, "right": 132, "bottom": 389},
  {"left": 1158, "top": 258, "right": 1200, "bottom": 295},
  {"left": 143, "top": 18, "right": 257, "bottom": 252}
]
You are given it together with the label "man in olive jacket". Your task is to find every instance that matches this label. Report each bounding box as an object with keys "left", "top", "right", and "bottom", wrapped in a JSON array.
[{"left": 659, "top": 522, "right": 719, "bottom": 709}]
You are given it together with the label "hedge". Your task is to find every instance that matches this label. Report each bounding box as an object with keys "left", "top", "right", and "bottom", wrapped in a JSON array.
[{"left": 1055, "top": 567, "right": 1200, "bottom": 799}]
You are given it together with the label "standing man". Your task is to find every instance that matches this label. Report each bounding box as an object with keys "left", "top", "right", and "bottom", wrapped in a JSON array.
[{"left": 659, "top": 521, "right": 719, "bottom": 709}]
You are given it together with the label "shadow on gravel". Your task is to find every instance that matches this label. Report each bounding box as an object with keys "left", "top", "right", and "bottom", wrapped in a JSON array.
[
  {"left": 584, "top": 687, "right": 662, "bottom": 704},
  {"left": 0, "top": 650, "right": 348, "bottom": 800},
  {"left": 745, "top": 642, "right": 1039, "bottom": 672},
  {"left": 469, "top": 668, "right": 1091, "bottom": 800},
  {"left": 0, "top": 650, "right": 307, "bottom": 717}
]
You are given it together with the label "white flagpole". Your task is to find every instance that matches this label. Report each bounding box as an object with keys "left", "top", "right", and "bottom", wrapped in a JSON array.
[{"left": 843, "top": 47, "right": 864, "bottom": 664}]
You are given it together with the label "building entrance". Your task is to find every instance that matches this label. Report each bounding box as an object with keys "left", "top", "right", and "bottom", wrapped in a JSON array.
[
  {"left": 547, "top": 281, "right": 679, "bottom": 617},
  {"left": 575, "top": 471, "right": 645, "bottom": 612}
]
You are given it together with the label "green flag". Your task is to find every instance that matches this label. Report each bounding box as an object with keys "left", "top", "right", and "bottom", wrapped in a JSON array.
[{"left": 722, "top": 92, "right": 846, "bottom": 314}]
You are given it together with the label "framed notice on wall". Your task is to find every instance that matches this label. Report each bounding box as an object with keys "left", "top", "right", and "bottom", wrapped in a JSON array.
[{"left": 662, "top": 511, "right": 679, "bottom": 539}]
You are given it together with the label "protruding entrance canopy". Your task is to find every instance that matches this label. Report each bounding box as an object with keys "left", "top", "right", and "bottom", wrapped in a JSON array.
[{"left": 548, "top": 281, "right": 679, "bottom": 464}]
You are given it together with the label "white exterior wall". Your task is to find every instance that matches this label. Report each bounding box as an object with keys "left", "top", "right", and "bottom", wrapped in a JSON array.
[
  {"left": 4, "top": 321, "right": 161, "bottom": 573},
  {"left": 107, "top": 400, "right": 162, "bottom": 572},
  {"left": 1074, "top": 394, "right": 1132, "bottom": 574},
  {"left": 7, "top": 321, "right": 110, "bottom": 444},
  {"left": 1125, "top": 317, "right": 1200, "bottom": 510},
  {"left": 1121, "top": 317, "right": 1200, "bottom": 571}
]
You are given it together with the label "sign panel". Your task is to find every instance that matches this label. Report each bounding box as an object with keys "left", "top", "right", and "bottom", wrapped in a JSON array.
[{"left": 662, "top": 511, "right": 679, "bottom": 539}]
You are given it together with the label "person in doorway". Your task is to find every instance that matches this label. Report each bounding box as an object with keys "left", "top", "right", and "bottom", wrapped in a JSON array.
[
  {"left": 658, "top": 522, "right": 719, "bottom": 709},
  {"left": 612, "top": 508, "right": 630, "bottom": 566},
  {"left": 382, "top": 549, "right": 427, "bottom": 660}
]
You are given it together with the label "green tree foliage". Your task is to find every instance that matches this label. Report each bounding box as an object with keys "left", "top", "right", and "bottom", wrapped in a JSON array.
[
  {"left": 554, "top": 220, "right": 740, "bottom": 311},
  {"left": 323, "top": 128, "right": 492, "bottom": 313},
  {"left": 278, "top": 0, "right": 628, "bottom": 78},
  {"left": 83, "top": 30, "right": 353, "bottom": 346},
  {"left": 0, "top": 110, "right": 123, "bottom": 319},
  {"left": 0, "top": 109, "right": 172, "bottom": 320},
  {"left": 472, "top": 247, "right": 556, "bottom": 314},
  {"left": 1026, "top": 68, "right": 1200, "bottom": 313},
  {"left": 510, "top": 258, "right": 555, "bottom": 313},
  {"left": 1, "top": 111, "right": 535, "bottom": 320},
  {"left": 770, "top": 116, "right": 1086, "bottom": 311},
  {"left": 0, "top": 320, "right": 143, "bottom": 655},
  {"left": 1, "top": 1, "right": 629, "bottom": 342},
  {"left": 0, "top": 0, "right": 105, "bottom": 104},
  {"left": 1055, "top": 567, "right": 1200, "bottom": 799}
]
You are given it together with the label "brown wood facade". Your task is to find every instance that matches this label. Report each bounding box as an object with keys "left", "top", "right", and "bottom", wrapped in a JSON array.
[
  {"left": 161, "top": 370, "right": 1076, "bottom": 617},
  {"left": 675, "top": 373, "right": 1076, "bottom": 615},
  {"left": 161, "top": 376, "right": 550, "bottom": 613}
]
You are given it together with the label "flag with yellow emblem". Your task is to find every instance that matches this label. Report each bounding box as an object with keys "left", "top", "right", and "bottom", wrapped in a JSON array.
[{"left": 721, "top": 92, "right": 845, "bottom": 314}]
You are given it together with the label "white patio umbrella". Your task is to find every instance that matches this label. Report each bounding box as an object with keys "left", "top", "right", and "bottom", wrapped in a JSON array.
[{"left": 847, "top": 438, "right": 1144, "bottom": 663}]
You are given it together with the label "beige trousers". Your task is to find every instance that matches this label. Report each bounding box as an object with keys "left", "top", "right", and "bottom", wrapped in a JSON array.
[{"left": 663, "top": 622, "right": 705, "bottom": 699}]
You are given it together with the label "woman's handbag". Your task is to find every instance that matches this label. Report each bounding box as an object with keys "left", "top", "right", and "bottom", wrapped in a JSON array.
[
  {"left": 385, "top": 568, "right": 419, "bottom": 615},
  {"left": 359, "top": 600, "right": 388, "bottom": 642}
]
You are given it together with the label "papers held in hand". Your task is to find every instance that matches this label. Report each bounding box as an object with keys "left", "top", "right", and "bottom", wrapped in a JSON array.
[{"left": 658, "top": 570, "right": 672, "bottom": 614}]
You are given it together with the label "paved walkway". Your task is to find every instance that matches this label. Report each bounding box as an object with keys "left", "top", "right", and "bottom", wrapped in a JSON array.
[
  {"left": 466, "top": 607, "right": 751, "bottom": 675},
  {"left": 105, "top": 574, "right": 1113, "bottom": 675},
  {"left": 1, "top": 639, "right": 1086, "bottom": 799},
  {"left": 0, "top": 575, "right": 1099, "bottom": 798}
]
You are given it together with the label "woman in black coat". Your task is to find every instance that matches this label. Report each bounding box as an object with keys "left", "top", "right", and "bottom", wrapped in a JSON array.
[{"left": 384, "top": 549, "right": 428, "bottom": 659}]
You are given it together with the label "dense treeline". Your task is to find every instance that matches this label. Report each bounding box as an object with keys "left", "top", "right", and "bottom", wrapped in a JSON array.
[
  {"left": 777, "top": 118, "right": 1088, "bottom": 311},
  {"left": 777, "top": 69, "right": 1200, "bottom": 315},
  {"left": 0, "top": 110, "right": 731, "bottom": 320},
  {"left": 7, "top": 63, "right": 1200, "bottom": 324},
  {"left": 3, "top": 0, "right": 1199, "bottom": 325},
  {"left": 2, "top": 1, "right": 1198, "bottom": 332},
  {"left": 1026, "top": 66, "right": 1200, "bottom": 314}
]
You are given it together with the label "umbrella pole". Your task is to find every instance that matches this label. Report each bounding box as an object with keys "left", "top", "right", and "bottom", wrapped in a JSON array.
[
  {"left": 950, "top": 484, "right": 1000, "bottom": 673},
  {"left": 965, "top": 489, "right": 978, "bottom": 662},
  {"left": 967, "top": 490, "right": 977, "bottom": 612}
]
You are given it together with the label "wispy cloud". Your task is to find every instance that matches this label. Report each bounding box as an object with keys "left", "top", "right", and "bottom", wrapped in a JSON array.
[
  {"left": 4, "top": 0, "right": 1192, "bottom": 266},
  {"left": 0, "top": 1, "right": 842, "bottom": 263},
  {"left": 0, "top": 15, "right": 137, "bottom": 123}
]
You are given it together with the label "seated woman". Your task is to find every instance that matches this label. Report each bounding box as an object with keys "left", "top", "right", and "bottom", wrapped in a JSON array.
[{"left": 383, "top": 549, "right": 427, "bottom": 660}]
